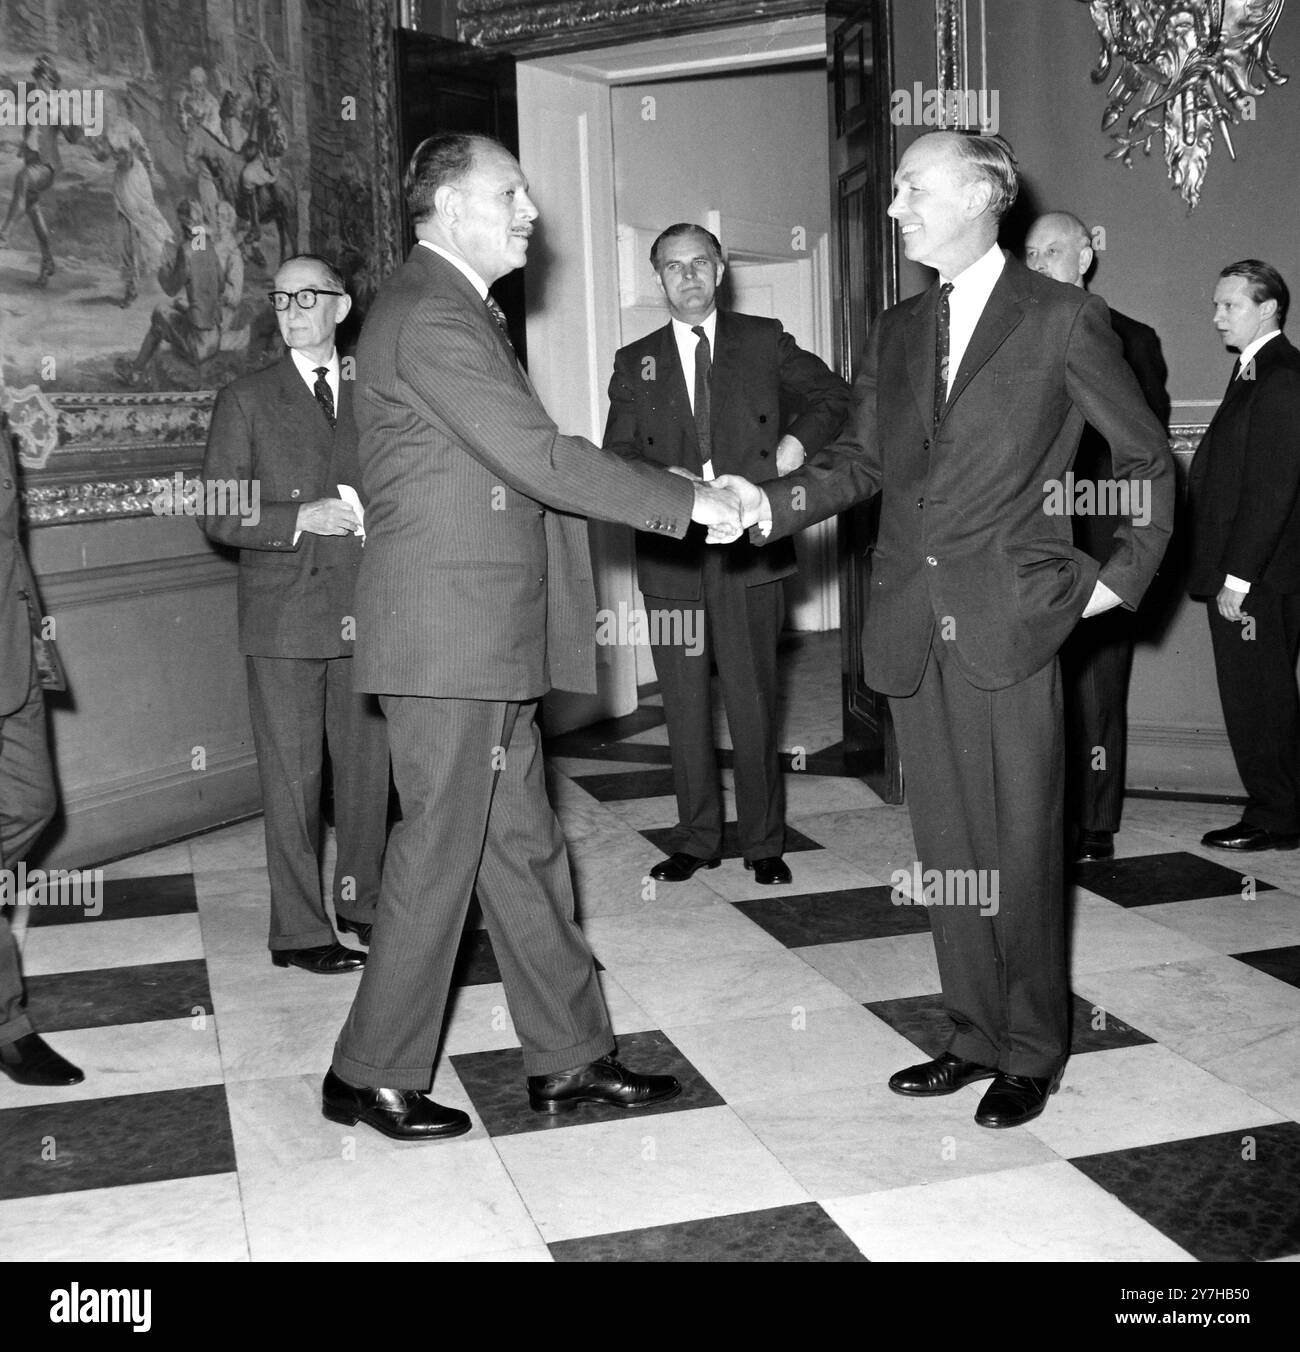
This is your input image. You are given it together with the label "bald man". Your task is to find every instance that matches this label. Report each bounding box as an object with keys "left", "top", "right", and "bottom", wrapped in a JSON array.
[{"left": 1025, "top": 213, "right": 1170, "bottom": 861}]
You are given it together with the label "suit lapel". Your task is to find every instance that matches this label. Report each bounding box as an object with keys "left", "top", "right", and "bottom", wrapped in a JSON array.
[
  {"left": 903, "top": 289, "right": 938, "bottom": 432},
  {"left": 943, "top": 266, "right": 1026, "bottom": 416}
]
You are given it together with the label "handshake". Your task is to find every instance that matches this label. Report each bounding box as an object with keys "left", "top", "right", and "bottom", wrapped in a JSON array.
[{"left": 679, "top": 468, "right": 770, "bottom": 544}]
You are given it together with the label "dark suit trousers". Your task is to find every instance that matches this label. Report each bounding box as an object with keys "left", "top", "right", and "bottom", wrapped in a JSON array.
[
  {"left": 647, "top": 556, "right": 785, "bottom": 860},
  {"left": 889, "top": 634, "right": 1069, "bottom": 1077},
  {"left": 1208, "top": 591, "right": 1300, "bottom": 834},
  {"left": 332, "top": 696, "right": 613, "bottom": 1089},
  {"left": 0, "top": 668, "right": 57, "bottom": 1044},
  {"left": 245, "top": 655, "right": 389, "bottom": 950},
  {"left": 1062, "top": 609, "right": 1134, "bottom": 834}
]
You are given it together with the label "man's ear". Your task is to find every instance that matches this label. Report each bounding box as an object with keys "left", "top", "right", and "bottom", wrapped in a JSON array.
[
  {"left": 433, "top": 182, "right": 459, "bottom": 226},
  {"left": 714, "top": 260, "right": 726, "bottom": 288},
  {"left": 1261, "top": 297, "right": 1279, "bottom": 322},
  {"left": 653, "top": 269, "right": 666, "bottom": 298},
  {"left": 1078, "top": 245, "right": 1095, "bottom": 281},
  {"left": 965, "top": 176, "right": 993, "bottom": 221},
  {"left": 334, "top": 292, "right": 353, "bottom": 324}
]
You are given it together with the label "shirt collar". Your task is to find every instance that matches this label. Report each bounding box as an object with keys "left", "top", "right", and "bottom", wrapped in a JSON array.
[
  {"left": 289, "top": 346, "right": 338, "bottom": 383},
  {"left": 1238, "top": 328, "right": 1281, "bottom": 371},
  {"left": 420, "top": 240, "right": 489, "bottom": 300},
  {"left": 941, "top": 241, "right": 1005, "bottom": 292},
  {"left": 671, "top": 310, "right": 717, "bottom": 343}
]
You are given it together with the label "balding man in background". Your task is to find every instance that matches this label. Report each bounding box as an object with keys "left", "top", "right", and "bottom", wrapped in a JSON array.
[{"left": 1025, "top": 212, "right": 1171, "bottom": 862}]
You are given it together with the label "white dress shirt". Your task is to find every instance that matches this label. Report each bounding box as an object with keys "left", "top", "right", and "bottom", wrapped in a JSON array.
[{"left": 940, "top": 242, "right": 1006, "bottom": 397}]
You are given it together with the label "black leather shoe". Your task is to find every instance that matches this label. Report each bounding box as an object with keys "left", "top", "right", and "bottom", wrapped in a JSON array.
[
  {"left": 321, "top": 1069, "right": 471, "bottom": 1140},
  {"left": 744, "top": 856, "right": 792, "bottom": 885},
  {"left": 336, "top": 916, "right": 373, "bottom": 946},
  {"left": 888, "top": 1051, "right": 997, "bottom": 1097},
  {"left": 0, "top": 1033, "right": 84, "bottom": 1086},
  {"left": 1201, "top": 821, "right": 1300, "bottom": 851},
  {"left": 974, "top": 1070, "right": 1062, "bottom": 1128},
  {"left": 272, "top": 942, "right": 365, "bottom": 973},
  {"left": 528, "top": 1054, "right": 682, "bottom": 1114},
  {"left": 649, "top": 851, "right": 721, "bottom": 882},
  {"left": 1076, "top": 828, "right": 1114, "bottom": 861}
]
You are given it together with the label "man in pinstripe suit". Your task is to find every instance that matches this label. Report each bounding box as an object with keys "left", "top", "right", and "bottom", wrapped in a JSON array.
[{"left": 324, "top": 134, "right": 741, "bottom": 1140}]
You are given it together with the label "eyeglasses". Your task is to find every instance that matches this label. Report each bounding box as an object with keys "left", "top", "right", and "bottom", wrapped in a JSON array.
[{"left": 267, "top": 288, "right": 345, "bottom": 311}]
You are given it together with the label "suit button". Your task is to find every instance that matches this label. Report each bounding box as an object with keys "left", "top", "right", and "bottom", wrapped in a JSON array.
[
  {"left": 759, "top": 450, "right": 769, "bottom": 458},
  {"left": 759, "top": 415, "right": 768, "bottom": 424},
  {"left": 2, "top": 479, "right": 11, "bottom": 489},
  {"left": 923, "top": 439, "right": 932, "bottom": 451},
  {"left": 290, "top": 489, "right": 301, "bottom": 498},
  {"left": 926, "top": 556, "right": 937, "bottom": 566},
  {"left": 647, "top": 437, "right": 655, "bottom": 445},
  {"left": 917, "top": 498, "right": 924, "bottom": 509},
  {"left": 538, "top": 508, "right": 546, "bottom": 517}
]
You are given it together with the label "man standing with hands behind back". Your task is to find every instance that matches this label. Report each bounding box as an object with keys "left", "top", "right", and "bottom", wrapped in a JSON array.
[
  {"left": 1190, "top": 261, "right": 1300, "bottom": 853},
  {"left": 324, "top": 134, "right": 739, "bottom": 1140},
  {"left": 713, "top": 131, "right": 1172, "bottom": 1128},
  {"left": 1024, "top": 211, "right": 1171, "bottom": 863},
  {"left": 604, "top": 224, "right": 850, "bottom": 887},
  {"left": 201, "top": 253, "right": 389, "bottom": 974}
]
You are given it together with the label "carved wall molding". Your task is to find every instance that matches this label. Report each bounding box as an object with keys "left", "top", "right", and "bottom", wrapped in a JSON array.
[
  {"left": 1078, "top": 0, "right": 1289, "bottom": 209},
  {"left": 457, "top": 0, "right": 817, "bottom": 53}
]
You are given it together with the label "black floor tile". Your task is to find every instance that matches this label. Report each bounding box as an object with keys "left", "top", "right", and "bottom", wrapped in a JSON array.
[
  {"left": 549, "top": 1201, "right": 867, "bottom": 1262},
  {"left": 639, "top": 821, "right": 822, "bottom": 861},
  {"left": 25, "top": 960, "right": 214, "bottom": 1033},
  {"left": 451, "top": 929, "right": 601, "bottom": 987},
  {"left": 1070, "top": 1121, "right": 1300, "bottom": 1262},
  {"left": 864, "top": 993, "right": 1155, "bottom": 1060},
  {"left": 0, "top": 1084, "right": 236, "bottom": 1200},
  {"left": 1230, "top": 943, "right": 1300, "bottom": 990},
  {"left": 571, "top": 768, "right": 678, "bottom": 803},
  {"left": 544, "top": 706, "right": 667, "bottom": 758},
  {"left": 1072, "top": 851, "right": 1275, "bottom": 907},
  {"left": 737, "top": 885, "right": 930, "bottom": 947},
  {"left": 22, "top": 874, "right": 198, "bottom": 928},
  {"left": 450, "top": 1028, "right": 722, "bottom": 1137}
]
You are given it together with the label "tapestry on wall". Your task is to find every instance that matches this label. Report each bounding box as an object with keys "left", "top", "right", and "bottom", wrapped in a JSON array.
[{"left": 0, "top": 0, "right": 393, "bottom": 397}]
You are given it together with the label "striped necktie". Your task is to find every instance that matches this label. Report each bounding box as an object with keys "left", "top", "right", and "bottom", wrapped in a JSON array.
[
  {"left": 934, "top": 282, "right": 953, "bottom": 431},
  {"left": 313, "top": 366, "right": 335, "bottom": 428}
]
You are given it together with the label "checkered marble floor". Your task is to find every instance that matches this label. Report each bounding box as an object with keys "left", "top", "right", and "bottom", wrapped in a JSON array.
[{"left": 3, "top": 633, "right": 1299, "bottom": 1265}]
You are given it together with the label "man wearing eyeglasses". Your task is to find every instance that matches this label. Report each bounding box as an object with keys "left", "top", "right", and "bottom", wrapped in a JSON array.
[{"left": 200, "top": 254, "right": 389, "bottom": 974}]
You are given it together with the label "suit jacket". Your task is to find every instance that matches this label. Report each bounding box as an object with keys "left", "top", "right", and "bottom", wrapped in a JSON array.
[
  {"left": 1072, "top": 307, "right": 1171, "bottom": 560},
  {"left": 0, "top": 419, "right": 40, "bottom": 717},
  {"left": 603, "top": 312, "right": 851, "bottom": 600},
  {"left": 1187, "top": 332, "right": 1300, "bottom": 598},
  {"left": 350, "top": 245, "right": 695, "bottom": 701},
  {"left": 761, "top": 255, "right": 1174, "bottom": 694},
  {"left": 201, "top": 355, "right": 365, "bottom": 658}
]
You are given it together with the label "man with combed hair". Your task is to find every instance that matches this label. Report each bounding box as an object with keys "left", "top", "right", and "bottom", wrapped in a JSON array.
[
  {"left": 713, "top": 132, "right": 1173, "bottom": 1127},
  {"left": 1025, "top": 211, "right": 1171, "bottom": 862},
  {"left": 1190, "top": 260, "right": 1300, "bottom": 853},
  {"left": 604, "top": 222, "right": 850, "bottom": 888},
  {"left": 324, "top": 134, "right": 740, "bottom": 1140}
]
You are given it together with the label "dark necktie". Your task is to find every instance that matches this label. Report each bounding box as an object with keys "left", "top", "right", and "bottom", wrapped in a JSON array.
[
  {"left": 692, "top": 324, "right": 712, "bottom": 466},
  {"left": 485, "top": 293, "right": 513, "bottom": 349},
  {"left": 934, "top": 281, "right": 954, "bottom": 431},
  {"left": 313, "top": 366, "right": 335, "bottom": 428}
]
